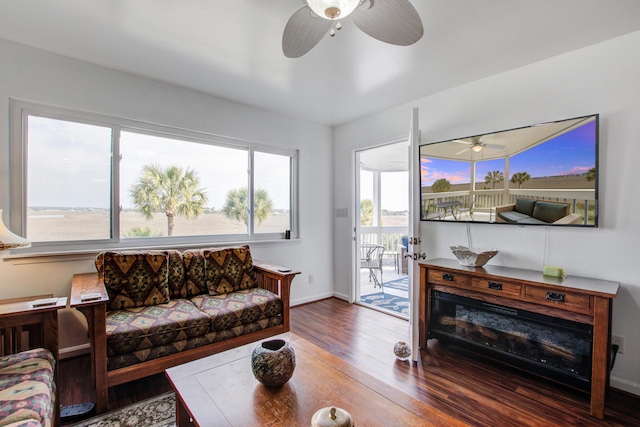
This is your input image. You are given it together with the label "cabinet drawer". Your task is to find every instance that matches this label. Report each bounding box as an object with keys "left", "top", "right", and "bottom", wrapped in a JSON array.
[
  {"left": 428, "top": 269, "right": 469, "bottom": 287},
  {"left": 470, "top": 277, "right": 522, "bottom": 297},
  {"left": 524, "top": 286, "right": 592, "bottom": 313}
]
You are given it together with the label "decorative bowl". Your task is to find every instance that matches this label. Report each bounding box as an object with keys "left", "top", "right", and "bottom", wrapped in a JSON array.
[
  {"left": 450, "top": 246, "right": 498, "bottom": 267},
  {"left": 393, "top": 341, "right": 411, "bottom": 361},
  {"left": 311, "top": 406, "right": 354, "bottom": 427}
]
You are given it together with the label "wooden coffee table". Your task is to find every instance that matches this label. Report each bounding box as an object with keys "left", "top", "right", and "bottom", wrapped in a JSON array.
[{"left": 166, "top": 333, "right": 467, "bottom": 427}]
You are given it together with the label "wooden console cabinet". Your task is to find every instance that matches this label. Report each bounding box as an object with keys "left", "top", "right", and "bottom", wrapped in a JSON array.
[{"left": 419, "top": 258, "right": 619, "bottom": 420}]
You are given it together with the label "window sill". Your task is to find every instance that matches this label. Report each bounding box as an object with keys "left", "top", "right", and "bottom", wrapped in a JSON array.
[{"left": 2, "top": 238, "right": 301, "bottom": 265}]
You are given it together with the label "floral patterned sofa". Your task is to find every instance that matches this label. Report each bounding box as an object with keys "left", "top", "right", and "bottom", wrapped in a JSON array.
[{"left": 70, "top": 245, "right": 298, "bottom": 414}]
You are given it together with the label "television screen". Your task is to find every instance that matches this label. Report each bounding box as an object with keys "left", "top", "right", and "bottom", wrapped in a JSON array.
[{"left": 419, "top": 114, "right": 598, "bottom": 227}]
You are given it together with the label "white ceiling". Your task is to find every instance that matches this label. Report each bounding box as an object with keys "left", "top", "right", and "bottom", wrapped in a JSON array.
[
  {"left": 2, "top": 0, "right": 640, "bottom": 127},
  {"left": 420, "top": 115, "right": 596, "bottom": 162}
]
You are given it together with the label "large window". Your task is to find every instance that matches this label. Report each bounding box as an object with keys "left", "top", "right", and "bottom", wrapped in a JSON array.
[{"left": 11, "top": 101, "right": 297, "bottom": 252}]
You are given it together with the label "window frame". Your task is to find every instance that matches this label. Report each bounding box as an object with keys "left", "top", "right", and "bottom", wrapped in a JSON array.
[{"left": 9, "top": 99, "right": 299, "bottom": 255}]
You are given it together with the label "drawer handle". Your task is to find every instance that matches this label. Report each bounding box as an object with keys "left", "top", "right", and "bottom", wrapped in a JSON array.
[
  {"left": 488, "top": 281, "right": 502, "bottom": 291},
  {"left": 442, "top": 273, "right": 454, "bottom": 281},
  {"left": 546, "top": 292, "right": 565, "bottom": 302}
]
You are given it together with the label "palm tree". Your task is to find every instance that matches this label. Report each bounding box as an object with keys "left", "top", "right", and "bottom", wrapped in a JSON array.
[
  {"left": 431, "top": 178, "right": 451, "bottom": 193},
  {"left": 122, "top": 226, "right": 163, "bottom": 238},
  {"left": 485, "top": 170, "right": 504, "bottom": 189},
  {"left": 510, "top": 171, "right": 531, "bottom": 188},
  {"left": 360, "top": 199, "right": 373, "bottom": 225},
  {"left": 586, "top": 167, "right": 596, "bottom": 182},
  {"left": 129, "top": 164, "right": 208, "bottom": 236},
  {"left": 222, "top": 187, "right": 273, "bottom": 225}
]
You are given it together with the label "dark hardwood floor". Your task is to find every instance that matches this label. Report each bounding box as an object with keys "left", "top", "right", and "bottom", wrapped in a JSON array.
[{"left": 60, "top": 298, "right": 640, "bottom": 426}]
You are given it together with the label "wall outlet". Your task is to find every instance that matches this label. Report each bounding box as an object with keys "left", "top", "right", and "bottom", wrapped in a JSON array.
[
  {"left": 308, "top": 274, "right": 314, "bottom": 284},
  {"left": 612, "top": 335, "right": 624, "bottom": 354}
]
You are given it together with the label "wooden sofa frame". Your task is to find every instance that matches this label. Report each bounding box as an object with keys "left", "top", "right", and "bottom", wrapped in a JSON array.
[{"left": 70, "top": 261, "right": 299, "bottom": 414}]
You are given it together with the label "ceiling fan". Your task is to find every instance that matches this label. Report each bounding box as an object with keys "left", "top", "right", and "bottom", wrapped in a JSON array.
[
  {"left": 282, "top": 0, "right": 423, "bottom": 58},
  {"left": 453, "top": 136, "right": 506, "bottom": 154}
]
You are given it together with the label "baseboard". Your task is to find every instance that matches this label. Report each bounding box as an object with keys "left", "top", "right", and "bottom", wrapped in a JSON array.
[
  {"left": 611, "top": 376, "right": 640, "bottom": 397},
  {"left": 59, "top": 343, "right": 90, "bottom": 360},
  {"left": 290, "top": 291, "right": 335, "bottom": 307},
  {"left": 332, "top": 292, "right": 349, "bottom": 301}
]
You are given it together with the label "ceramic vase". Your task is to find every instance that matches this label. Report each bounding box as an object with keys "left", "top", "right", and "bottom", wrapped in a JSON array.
[
  {"left": 393, "top": 341, "right": 411, "bottom": 361},
  {"left": 251, "top": 339, "right": 296, "bottom": 387}
]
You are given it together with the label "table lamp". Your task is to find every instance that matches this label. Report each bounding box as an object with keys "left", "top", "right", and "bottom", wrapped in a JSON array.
[{"left": 0, "top": 209, "right": 31, "bottom": 251}]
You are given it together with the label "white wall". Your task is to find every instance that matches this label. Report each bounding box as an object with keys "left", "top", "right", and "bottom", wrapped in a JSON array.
[
  {"left": 334, "top": 30, "right": 640, "bottom": 395},
  {"left": 0, "top": 39, "right": 335, "bottom": 354}
]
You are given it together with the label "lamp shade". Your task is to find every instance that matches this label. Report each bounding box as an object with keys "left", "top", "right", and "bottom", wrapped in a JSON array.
[
  {"left": 0, "top": 210, "right": 31, "bottom": 250},
  {"left": 306, "top": 0, "right": 361, "bottom": 20}
]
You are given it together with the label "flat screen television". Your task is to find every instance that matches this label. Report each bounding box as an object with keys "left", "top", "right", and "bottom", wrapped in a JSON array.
[{"left": 419, "top": 114, "right": 598, "bottom": 227}]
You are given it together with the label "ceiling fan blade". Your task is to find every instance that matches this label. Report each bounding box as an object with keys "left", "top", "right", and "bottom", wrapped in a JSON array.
[
  {"left": 452, "top": 139, "right": 472, "bottom": 145},
  {"left": 455, "top": 147, "right": 470, "bottom": 155},
  {"left": 282, "top": 6, "right": 333, "bottom": 58},
  {"left": 352, "top": 0, "right": 423, "bottom": 46},
  {"left": 485, "top": 143, "right": 506, "bottom": 150}
]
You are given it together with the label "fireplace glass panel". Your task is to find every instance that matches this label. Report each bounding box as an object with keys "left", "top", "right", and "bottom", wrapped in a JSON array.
[{"left": 430, "top": 291, "right": 593, "bottom": 389}]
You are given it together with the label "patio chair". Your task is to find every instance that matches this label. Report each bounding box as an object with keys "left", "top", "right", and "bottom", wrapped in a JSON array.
[
  {"left": 457, "top": 195, "right": 476, "bottom": 221},
  {"left": 361, "top": 243, "right": 385, "bottom": 292}
]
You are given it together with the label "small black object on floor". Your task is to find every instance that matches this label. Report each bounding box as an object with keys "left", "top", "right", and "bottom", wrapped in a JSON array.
[{"left": 60, "top": 402, "right": 96, "bottom": 420}]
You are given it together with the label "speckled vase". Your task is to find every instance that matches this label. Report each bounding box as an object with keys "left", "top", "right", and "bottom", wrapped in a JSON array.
[
  {"left": 393, "top": 341, "right": 411, "bottom": 361},
  {"left": 251, "top": 339, "right": 296, "bottom": 387}
]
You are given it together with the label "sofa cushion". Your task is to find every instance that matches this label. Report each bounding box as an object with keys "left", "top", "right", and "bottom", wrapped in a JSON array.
[
  {"left": 166, "top": 249, "right": 187, "bottom": 299},
  {"left": 204, "top": 246, "right": 257, "bottom": 295},
  {"left": 532, "top": 201, "right": 569, "bottom": 223},
  {"left": 515, "top": 216, "right": 547, "bottom": 225},
  {"left": 190, "top": 287, "right": 283, "bottom": 331},
  {"left": 107, "top": 315, "right": 283, "bottom": 371},
  {"left": 0, "top": 348, "right": 56, "bottom": 427},
  {"left": 498, "top": 210, "right": 531, "bottom": 223},
  {"left": 103, "top": 251, "right": 170, "bottom": 310},
  {"left": 182, "top": 249, "right": 208, "bottom": 297},
  {"left": 97, "top": 250, "right": 186, "bottom": 299},
  {"left": 106, "top": 298, "right": 211, "bottom": 357},
  {"left": 514, "top": 198, "right": 536, "bottom": 216}
]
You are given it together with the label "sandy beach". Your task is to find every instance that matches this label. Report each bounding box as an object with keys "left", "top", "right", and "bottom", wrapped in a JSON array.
[{"left": 26, "top": 210, "right": 290, "bottom": 241}]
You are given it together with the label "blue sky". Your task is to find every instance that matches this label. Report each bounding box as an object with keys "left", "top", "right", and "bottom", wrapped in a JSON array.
[
  {"left": 27, "top": 117, "right": 291, "bottom": 210},
  {"left": 421, "top": 120, "right": 596, "bottom": 187}
]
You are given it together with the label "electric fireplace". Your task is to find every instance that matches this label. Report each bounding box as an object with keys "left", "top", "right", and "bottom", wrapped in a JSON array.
[
  {"left": 429, "top": 290, "right": 593, "bottom": 390},
  {"left": 419, "top": 259, "right": 619, "bottom": 419}
]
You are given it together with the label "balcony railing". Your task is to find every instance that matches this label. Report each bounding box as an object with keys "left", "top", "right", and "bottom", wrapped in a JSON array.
[
  {"left": 360, "top": 225, "right": 408, "bottom": 253},
  {"left": 421, "top": 188, "right": 596, "bottom": 225}
]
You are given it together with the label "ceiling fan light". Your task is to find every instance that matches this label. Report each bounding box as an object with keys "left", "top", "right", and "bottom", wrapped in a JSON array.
[
  {"left": 471, "top": 145, "right": 483, "bottom": 152},
  {"left": 306, "top": 0, "right": 361, "bottom": 20}
]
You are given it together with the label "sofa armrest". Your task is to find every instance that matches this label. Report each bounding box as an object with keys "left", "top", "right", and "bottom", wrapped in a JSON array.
[
  {"left": 494, "top": 203, "right": 516, "bottom": 222},
  {"left": 253, "top": 261, "right": 300, "bottom": 332},
  {"left": 70, "top": 273, "right": 109, "bottom": 413},
  {"left": 70, "top": 273, "right": 109, "bottom": 308},
  {"left": 553, "top": 213, "right": 582, "bottom": 225},
  {"left": 0, "top": 296, "right": 66, "bottom": 357}
]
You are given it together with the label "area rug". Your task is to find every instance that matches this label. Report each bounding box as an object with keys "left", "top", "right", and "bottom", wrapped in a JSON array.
[
  {"left": 382, "top": 276, "right": 409, "bottom": 291},
  {"left": 360, "top": 292, "right": 409, "bottom": 316},
  {"left": 70, "top": 392, "right": 175, "bottom": 427}
]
